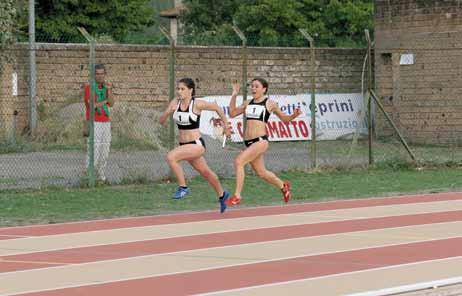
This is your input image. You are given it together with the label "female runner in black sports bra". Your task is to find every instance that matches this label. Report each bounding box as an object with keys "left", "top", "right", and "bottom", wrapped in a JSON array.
[
  {"left": 160, "top": 78, "right": 232, "bottom": 213},
  {"left": 227, "top": 77, "right": 302, "bottom": 206}
]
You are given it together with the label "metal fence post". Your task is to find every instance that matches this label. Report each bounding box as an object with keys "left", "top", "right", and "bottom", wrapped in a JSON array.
[
  {"left": 299, "top": 29, "right": 317, "bottom": 169},
  {"left": 232, "top": 25, "right": 248, "bottom": 129},
  {"left": 28, "top": 0, "right": 37, "bottom": 134},
  {"left": 365, "top": 29, "right": 415, "bottom": 163},
  {"left": 160, "top": 26, "right": 176, "bottom": 152},
  {"left": 365, "top": 29, "right": 374, "bottom": 165},
  {"left": 369, "top": 89, "right": 416, "bottom": 161},
  {"left": 78, "top": 27, "right": 96, "bottom": 187}
]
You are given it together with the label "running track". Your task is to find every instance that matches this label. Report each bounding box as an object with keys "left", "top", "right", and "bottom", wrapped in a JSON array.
[{"left": 1, "top": 192, "right": 462, "bottom": 295}]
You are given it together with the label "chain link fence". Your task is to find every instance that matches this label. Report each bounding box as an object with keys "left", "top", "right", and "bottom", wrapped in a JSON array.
[{"left": 1, "top": 27, "right": 461, "bottom": 190}]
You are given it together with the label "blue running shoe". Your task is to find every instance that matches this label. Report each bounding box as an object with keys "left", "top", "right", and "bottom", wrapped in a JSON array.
[
  {"left": 219, "top": 191, "right": 230, "bottom": 213},
  {"left": 172, "top": 186, "right": 189, "bottom": 199}
]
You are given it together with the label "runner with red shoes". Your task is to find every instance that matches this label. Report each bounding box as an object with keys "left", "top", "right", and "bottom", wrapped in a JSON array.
[{"left": 227, "top": 78, "right": 302, "bottom": 207}]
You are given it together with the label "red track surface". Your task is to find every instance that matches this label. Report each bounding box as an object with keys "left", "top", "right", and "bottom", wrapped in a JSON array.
[{"left": 0, "top": 192, "right": 461, "bottom": 296}]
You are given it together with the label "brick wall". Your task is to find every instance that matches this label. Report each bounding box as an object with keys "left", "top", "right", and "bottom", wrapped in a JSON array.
[
  {"left": 375, "top": 0, "right": 462, "bottom": 144},
  {"left": 0, "top": 43, "right": 365, "bottom": 133},
  {"left": 0, "top": 54, "right": 28, "bottom": 138},
  {"left": 0, "top": 64, "right": 13, "bottom": 137}
]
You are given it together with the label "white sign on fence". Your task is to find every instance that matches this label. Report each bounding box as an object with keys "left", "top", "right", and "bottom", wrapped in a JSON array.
[
  {"left": 199, "top": 93, "right": 367, "bottom": 142},
  {"left": 12, "top": 72, "right": 18, "bottom": 96}
]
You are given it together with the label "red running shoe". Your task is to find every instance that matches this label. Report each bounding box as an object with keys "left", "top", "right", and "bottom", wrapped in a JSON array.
[
  {"left": 281, "top": 181, "right": 291, "bottom": 203},
  {"left": 226, "top": 195, "right": 241, "bottom": 206}
]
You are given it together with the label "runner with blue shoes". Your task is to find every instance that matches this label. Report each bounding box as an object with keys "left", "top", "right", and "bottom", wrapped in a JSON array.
[{"left": 160, "top": 78, "right": 232, "bottom": 213}]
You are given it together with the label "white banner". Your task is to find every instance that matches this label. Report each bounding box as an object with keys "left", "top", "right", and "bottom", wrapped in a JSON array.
[{"left": 199, "top": 93, "right": 367, "bottom": 142}]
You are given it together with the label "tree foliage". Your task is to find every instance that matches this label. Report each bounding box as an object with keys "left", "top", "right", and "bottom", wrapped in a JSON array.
[
  {"left": 180, "top": 0, "right": 373, "bottom": 47},
  {"left": 17, "top": 0, "right": 156, "bottom": 42},
  {"left": 0, "top": 0, "right": 17, "bottom": 70}
]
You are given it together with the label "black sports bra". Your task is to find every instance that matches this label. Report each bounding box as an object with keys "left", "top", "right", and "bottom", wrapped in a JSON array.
[
  {"left": 245, "top": 97, "right": 270, "bottom": 122},
  {"left": 172, "top": 98, "right": 201, "bottom": 130}
]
